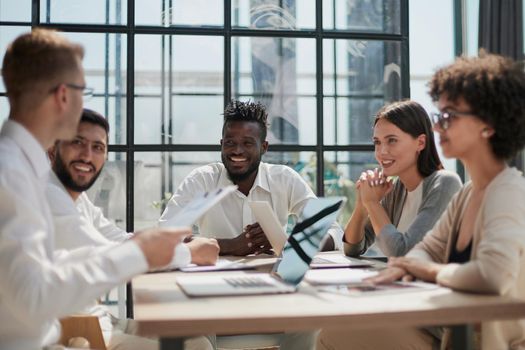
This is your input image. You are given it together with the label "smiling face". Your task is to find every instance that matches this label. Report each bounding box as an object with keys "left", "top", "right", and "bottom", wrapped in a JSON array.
[
  {"left": 51, "top": 121, "right": 107, "bottom": 197},
  {"left": 373, "top": 118, "right": 425, "bottom": 178},
  {"left": 220, "top": 120, "right": 268, "bottom": 184},
  {"left": 434, "top": 94, "right": 492, "bottom": 161}
]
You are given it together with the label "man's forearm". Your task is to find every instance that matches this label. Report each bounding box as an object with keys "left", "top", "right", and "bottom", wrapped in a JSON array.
[{"left": 217, "top": 238, "right": 233, "bottom": 255}]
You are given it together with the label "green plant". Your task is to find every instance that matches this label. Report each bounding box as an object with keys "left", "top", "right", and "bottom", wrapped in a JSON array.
[{"left": 151, "top": 192, "right": 173, "bottom": 210}]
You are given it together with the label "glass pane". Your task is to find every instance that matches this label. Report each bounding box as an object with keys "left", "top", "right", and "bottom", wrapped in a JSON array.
[
  {"left": 409, "top": 0, "right": 455, "bottom": 173},
  {"left": 135, "top": 95, "right": 223, "bottom": 144},
  {"left": 233, "top": 0, "right": 315, "bottom": 30},
  {"left": 324, "top": 151, "right": 376, "bottom": 225},
  {"left": 170, "top": 96, "right": 223, "bottom": 143},
  {"left": 324, "top": 39, "right": 402, "bottom": 97},
  {"left": 135, "top": 0, "right": 223, "bottom": 27},
  {"left": 86, "top": 152, "right": 127, "bottom": 231},
  {"left": 323, "top": 0, "right": 401, "bottom": 34},
  {"left": 323, "top": 39, "right": 401, "bottom": 145},
  {"left": 0, "top": 95, "right": 8, "bottom": 124},
  {"left": 135, "top": 35, "right": 223, "bottom": 144},
  {"left": 86, "top": 96, "right": 127, "bottom": 146},
  {"left": 0, "top": 0, "right": 31, "bottom": 22},
  {"left": 264, "top": 151, "right": 317, "bottom": 193},
  {"left": 134, "top": 151, "right": 220, "bottom": 229},
  {"left": 40, "top": 0, "right": 127, "bottom": 25},
  {"left": 323, "top": 97, "right": 383, "bottom": 145},
  {"left": 64, "top": 32, "right": 127, "bottom": 145},
  {"left": 410, "top": 0, "right": 454, "bottom": 77},
  {"left": 232, "top": 37, "right": 316, "bottom": 145},
  {"left": 0, "top": 26, "right": 31, "bottom": 92}
]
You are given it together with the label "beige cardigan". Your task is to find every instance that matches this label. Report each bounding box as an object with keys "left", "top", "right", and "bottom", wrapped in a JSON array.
[{"left": 408, "top": 167, "right": 525, "bottom": 350}]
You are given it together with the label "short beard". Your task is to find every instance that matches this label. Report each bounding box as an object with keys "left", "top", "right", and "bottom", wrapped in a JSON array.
[
  {"left": 221, "top": 153, "right": 260, "bottom": 184},
  {"left": 53, "top": 151, "right": 103, "bottom": 193}
]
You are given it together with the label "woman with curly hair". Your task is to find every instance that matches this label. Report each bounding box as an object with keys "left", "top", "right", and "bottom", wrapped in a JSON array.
[{"left": 318, "top": 53, "right": 525, "bottom": 350}]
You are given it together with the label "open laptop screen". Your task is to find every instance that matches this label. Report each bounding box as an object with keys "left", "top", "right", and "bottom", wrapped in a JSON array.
[{"left": 273, "top": 197, "right": 345, "bottom": 285}]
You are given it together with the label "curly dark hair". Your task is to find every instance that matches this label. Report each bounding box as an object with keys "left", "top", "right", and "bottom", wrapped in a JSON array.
[
  {"left": 429, "top": 52, "right": 525, "bottom": 160},
  {"left": 222, "top": 100, "right": 269, "bottom": 141}
]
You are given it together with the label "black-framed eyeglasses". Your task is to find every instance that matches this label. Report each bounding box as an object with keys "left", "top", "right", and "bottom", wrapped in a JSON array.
[
  {"left": 430, "top": 110, "right": 475, "bottom": 130},
  {"left": 50, "top": 83, "right": 94, "bottom": 100}
]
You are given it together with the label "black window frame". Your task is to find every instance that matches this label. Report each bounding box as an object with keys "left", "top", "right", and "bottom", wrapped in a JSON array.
[{"left": 0, "top": 0, "right": 410, "bottom": 317}]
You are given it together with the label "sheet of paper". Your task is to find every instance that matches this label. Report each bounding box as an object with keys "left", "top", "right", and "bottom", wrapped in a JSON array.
[
  {"left": 318, "top": 281, "right": 439, "bottom": 296},
  {"left": 304, "top": 268, "right": 378, "bottom": 285},
  {"left": 159, "top": 185, "right": 237, "bottom": 228},
  {"left": 179, "top": 258, "right": 254, "bottom": 272}
]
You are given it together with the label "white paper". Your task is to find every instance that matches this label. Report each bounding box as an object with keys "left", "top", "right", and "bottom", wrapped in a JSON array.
[
  {"left": 179, "top": 258, "right": 252, "bottom": 272},
  {"left": 160, "top": 185, "right": 237, "bottom": 228},
  {"left": 304, "top": 268, "right": 378, "bottom": 285}
]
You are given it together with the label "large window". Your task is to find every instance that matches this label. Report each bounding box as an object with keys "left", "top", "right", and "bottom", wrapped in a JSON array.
[
  {"left": 0, "top": 0, "right": 408, "bottom": 232},
  {"left": 0, "top": 0, "right": 408, "bottom": 318},
  {"left": 408, "top": 0, "right": 456, "bottom": 172}
]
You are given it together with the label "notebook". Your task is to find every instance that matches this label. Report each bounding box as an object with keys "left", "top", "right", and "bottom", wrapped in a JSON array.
[
  {"left": 249, "top": 200, "right": 372, "bottom": 269},
  {"left": 153, "top": 185, "right": 237, "bottom": 272},
  {"left": 176, "top": 197, "right": 346, "bottom": 297},
  {"left": 159, "top": 185, "right": 237, "bottom": 228}
]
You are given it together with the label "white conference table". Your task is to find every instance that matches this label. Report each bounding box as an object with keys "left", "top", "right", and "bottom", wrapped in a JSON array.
[{"left": 132, "top": 257, "right": 525, "bottom": 350}]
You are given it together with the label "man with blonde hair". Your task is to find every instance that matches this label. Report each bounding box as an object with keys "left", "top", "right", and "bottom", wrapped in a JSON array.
[{"left": 0, "top": 29, "right": 191, "bottom": 350}]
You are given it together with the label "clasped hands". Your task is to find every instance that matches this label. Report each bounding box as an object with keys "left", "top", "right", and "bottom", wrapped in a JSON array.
[
  {"left": 356, "top": 168, "right": 394, "bottom": 204},
  {"left": 229, "top": 223, "right": 273, "bottom": 256}
]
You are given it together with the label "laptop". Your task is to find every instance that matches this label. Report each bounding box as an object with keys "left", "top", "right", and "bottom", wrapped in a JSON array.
[
  {"left": 249, "top": 201, "right": 373, "bottom": 269},
  {"left": 176, "top": 197, "right": 345, "bottom": 297}
]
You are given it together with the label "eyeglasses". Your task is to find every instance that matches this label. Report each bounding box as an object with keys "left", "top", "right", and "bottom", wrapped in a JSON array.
[
  {"left": 50, "top": 83, "right": 94, "bottom": 100},
  {"left": 430, "top": 110, "right": 475, "bottom": 130}
]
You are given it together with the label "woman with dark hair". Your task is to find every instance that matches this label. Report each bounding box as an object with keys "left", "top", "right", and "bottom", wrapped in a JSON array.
[{"left": 343, "top": 100, "right": 462, "bottom": 258}]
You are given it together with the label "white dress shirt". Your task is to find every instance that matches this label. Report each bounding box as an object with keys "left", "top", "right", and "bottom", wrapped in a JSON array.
[
  {"left": 0, "top": 120, "right": 148, "bottom": 350},
  {"left": 159, "top": 162, "right": 343, "bottom": 248},
  {"left": 46, "top": 173, "right": 191, "bottom": 266}
]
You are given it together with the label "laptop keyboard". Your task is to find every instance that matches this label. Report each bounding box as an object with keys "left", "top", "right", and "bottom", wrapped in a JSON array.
[{"left": 224, "top": 276, "right": 274, "bottom": 288}]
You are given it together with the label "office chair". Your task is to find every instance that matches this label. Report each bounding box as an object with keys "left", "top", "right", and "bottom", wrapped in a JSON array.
[{"left": 59, "top": 315, "right": 107, "bottom": 350}]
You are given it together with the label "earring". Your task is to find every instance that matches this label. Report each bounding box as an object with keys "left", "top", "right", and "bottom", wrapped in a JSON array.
[{"left": 481, "top": 129, "right": 490, "bottom": 138}]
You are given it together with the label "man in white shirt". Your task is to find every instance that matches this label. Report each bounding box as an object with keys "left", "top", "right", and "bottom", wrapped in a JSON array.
[
  {"left": 46, "top": 109, "right": 219, "bottom": 349},
  {"left": 159, "top": 100, "right": 341, "bottom": 350},
  {"left": 0, "top": 29, "right": 189, "bottom": 350},
  {"left": 159, "top": 100, "right": 344, "bottom": 255},
  {"left": 47, "top": 108, "right": 219, "bottom": 263}
]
